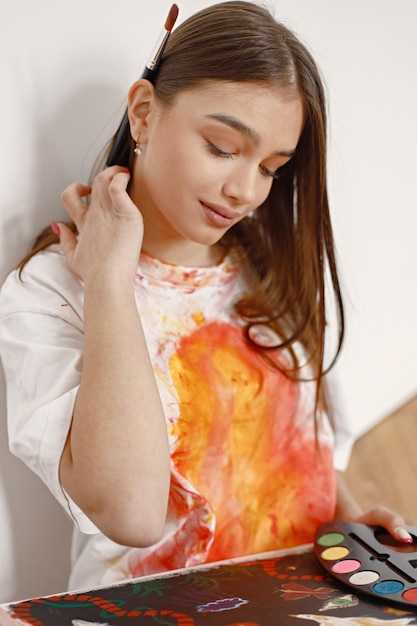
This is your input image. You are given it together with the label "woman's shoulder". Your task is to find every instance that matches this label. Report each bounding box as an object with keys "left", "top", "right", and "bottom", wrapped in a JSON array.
[{"left": 0, "top": 244, "right": 83, "bottom": 317}]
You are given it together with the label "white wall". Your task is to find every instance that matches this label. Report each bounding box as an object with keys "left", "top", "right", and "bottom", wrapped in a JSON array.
[{"left": 1, "top": 0, "right": 416, "bottom": 603}]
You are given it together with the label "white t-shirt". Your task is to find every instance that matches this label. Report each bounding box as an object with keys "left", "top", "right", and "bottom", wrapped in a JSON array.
[{"left": 0, "top": 244, "right": 351, "bottom": 590}]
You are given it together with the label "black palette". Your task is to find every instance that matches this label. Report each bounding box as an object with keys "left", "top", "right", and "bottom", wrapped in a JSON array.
[{"left": 315, "top": 520, "right": 417, "bottom": 608}]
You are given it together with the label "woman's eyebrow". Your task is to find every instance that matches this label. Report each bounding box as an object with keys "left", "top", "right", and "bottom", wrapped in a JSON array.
[
  {"left": 207, "top": 113, "right": 261, "bottom": 145},
  {"left": 206, "top": 113, "right": 296, "bottom": 157}
]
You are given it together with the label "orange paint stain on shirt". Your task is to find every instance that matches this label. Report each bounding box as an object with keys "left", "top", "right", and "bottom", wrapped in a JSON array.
[
  {"left": 191, "top": 311, "right": 205, "bottom": 325},
  {"left": 169, "top": 322, "right": 335, "bottom": 563}
]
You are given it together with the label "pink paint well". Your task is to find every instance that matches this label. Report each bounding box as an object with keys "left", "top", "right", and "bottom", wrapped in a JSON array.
[{"left": 331, "top": 559, "right": 361, "bottom": 574}]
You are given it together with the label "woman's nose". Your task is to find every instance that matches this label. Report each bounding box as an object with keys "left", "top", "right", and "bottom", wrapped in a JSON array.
[{"left": 222, "top": 165, "right": 258, "bottom": 206}]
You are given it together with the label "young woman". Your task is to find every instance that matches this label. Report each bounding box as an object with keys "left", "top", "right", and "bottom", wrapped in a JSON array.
[{"left": 0, "top": 1, "right": 409, "bottom": 590}]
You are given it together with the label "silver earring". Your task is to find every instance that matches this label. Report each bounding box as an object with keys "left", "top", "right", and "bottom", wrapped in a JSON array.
[{"left": 134, "top": 135, "right": 142, "bottom": 156}]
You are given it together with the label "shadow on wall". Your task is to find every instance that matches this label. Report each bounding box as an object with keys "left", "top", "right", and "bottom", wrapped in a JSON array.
[
  {"left": 0, "top": 78, "right": 124, "bottom": 603},
  {"left": 0, "top": 371, "right": 73, "bottom": 603},
  {"left": 0, "top": 76, "right": 124, "bottom": 285}
]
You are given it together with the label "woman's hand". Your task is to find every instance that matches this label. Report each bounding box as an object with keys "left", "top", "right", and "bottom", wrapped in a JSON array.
[
  {"left": 352, "top": 507, "right": 413, "bottom": 544},
  {"left": 335, "top": 472, "right": 413, "bottom": 544},
  {"left": 56, "top": 166, "right": 143, "bottom": 284}
]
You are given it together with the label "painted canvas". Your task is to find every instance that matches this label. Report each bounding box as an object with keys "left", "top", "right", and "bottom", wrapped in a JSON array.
[{"left": 1, "top": 548, "right": 417, "bottom": 626}]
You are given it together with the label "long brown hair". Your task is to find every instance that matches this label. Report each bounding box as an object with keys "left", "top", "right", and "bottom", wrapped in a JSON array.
[{"left": 18, "top": 1, "right": 344, "bottom": 401}]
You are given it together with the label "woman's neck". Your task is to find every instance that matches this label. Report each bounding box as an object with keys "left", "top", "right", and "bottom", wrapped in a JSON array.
[{"left": 141, "top": 239, "right": 226, "bottom": 268}]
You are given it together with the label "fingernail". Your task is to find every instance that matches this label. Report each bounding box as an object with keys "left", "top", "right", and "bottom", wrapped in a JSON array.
[
  {"left": 395, "top": 527, "right": 413, "bottom": 543},
  {"left": 51, "top": 221, "right": 60, "bottom": 236}
]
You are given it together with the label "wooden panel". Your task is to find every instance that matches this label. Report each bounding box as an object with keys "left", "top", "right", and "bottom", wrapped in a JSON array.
[{"left": 344, "top": 395, "right": 417, "bottom": 524}]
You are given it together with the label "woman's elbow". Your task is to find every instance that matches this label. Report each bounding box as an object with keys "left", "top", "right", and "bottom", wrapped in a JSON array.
[
  {"left": 91, "top": 501, "right": 168, "bottom": 547},
  {"left": 60, "top": 444, "right": 170, "bottom": 547}
]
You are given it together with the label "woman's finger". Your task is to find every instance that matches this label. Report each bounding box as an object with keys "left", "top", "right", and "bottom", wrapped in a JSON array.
[
  {"left": 355, "top": 506, "right": 413, "bottom": 543},
  {"left": 51, "top": 222, "right": 78, "bottom": 267},
  {"left": 93, "top": 168, "right": 130, "bottom": 215},
  {"left": 108, "top": 171, "right": 133, "bottom": 215},
  {"left": 60, "top": 183, "right": 91, "bottom": 225}
]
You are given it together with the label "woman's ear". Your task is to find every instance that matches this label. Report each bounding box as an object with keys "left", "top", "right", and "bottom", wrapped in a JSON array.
[{"left": 127, "top": 78, "right": 157, "bottom": 143}]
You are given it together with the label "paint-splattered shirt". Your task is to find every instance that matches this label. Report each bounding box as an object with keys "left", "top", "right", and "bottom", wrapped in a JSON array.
[{"left": 0, "top": 245, "right": 338, "bottom": 590}]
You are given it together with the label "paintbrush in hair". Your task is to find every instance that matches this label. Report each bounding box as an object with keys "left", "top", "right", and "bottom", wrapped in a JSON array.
[
  {"left": 142, "top": 3, "right": 179, "bottom": 80},
  {"left": 106, "top": 4, "right": 179, "bottom": 166}
]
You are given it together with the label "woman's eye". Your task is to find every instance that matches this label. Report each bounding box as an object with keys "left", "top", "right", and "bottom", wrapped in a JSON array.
[
  {"left": 206, "top": 141, "right": 234, "bottom": 159},
  {"left": 260, "top": 165, "right": 280, "bottom": 180},
  {"left": 206, "top": 140, "right": 280, "bottom": 179}
]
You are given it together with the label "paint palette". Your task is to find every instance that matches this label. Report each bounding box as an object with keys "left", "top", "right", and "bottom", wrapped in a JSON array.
[{"left": 314, "top": 521, "right": 417, "bottom": 608}]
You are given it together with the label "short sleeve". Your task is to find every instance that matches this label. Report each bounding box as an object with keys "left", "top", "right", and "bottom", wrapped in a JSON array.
[{"left": 0, "top": 246, "right": 99, "bottom": 534}]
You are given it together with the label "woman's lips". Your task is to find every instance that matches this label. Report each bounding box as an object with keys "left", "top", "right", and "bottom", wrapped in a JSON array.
[{"left": 200, "top": 201, "right": 241, "bottom": 227}]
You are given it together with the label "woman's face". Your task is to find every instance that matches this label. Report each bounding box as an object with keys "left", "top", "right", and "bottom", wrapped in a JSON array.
[{"left": 131, "top": 81, "right": 304, "bottom": 265}]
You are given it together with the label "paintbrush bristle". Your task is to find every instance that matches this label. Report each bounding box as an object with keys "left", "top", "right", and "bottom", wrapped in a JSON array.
[{"left": 165, "top": 4, "right": 179, "bottom": 32}]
